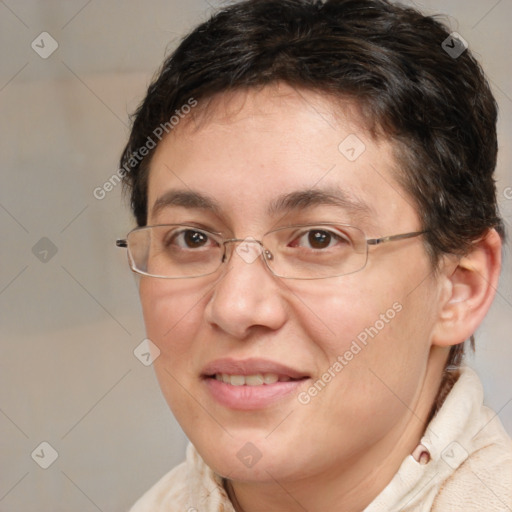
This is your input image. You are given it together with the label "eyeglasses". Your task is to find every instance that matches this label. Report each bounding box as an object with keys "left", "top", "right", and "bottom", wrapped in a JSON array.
[{"left": 116, "top": 223, "right": 426, "bottom": 280}]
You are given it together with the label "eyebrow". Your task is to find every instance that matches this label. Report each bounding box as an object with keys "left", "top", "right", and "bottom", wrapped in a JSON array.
[
  {"left": 151, "top": 190, "right": 221, "bottom": 217},
  {"left": 267, "top": 187, "right": 374, "bottom": 219},
  {"left": 151, "top": 186, "right": 374, "bottom": 222}
]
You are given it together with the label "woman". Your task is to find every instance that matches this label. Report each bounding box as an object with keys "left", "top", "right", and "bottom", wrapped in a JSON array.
[{"left": 117, "top": 1, "right": 512, "bottom": 510}]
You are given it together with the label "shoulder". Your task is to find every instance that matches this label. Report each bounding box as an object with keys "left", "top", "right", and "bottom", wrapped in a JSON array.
[
  {"left": 128, "top": 443, "right": 234, "bottom": 512},
  {"left": 367, "top": 367, "right": 512, "bottom": 512},
  {"left": 432, "top": 368, "right": 512, "bottom": 511},
  {"left": 129, "top": 459, "right": 190, "bottom": 512},
  {"left": 432, "top": 439, "right": 512, "bottom": 510}
]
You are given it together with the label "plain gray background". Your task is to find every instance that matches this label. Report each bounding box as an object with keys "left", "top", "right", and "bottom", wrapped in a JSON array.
[{"left": 0, "top": 1, "right": 511, "bottom": 510}]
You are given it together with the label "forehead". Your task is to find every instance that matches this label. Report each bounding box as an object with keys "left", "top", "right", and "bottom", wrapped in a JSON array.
[{"left": 146, "top": 84, "right": 420, "bottom": 233}]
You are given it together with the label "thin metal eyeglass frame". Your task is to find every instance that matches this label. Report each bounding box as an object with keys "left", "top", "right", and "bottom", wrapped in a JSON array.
[{"left": 116, "top": 223, "right": 428, "bottom": 280}]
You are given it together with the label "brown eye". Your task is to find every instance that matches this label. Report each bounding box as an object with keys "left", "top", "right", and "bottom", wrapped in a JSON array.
[
  {"left": 183, "top": 230, "right": 208, "bottom": 248},
  {"left": 289, "top": 228, "right": 351, "bottom": 251},
  {"left": 308, "top": 230, "right": 332, "bottom": 249},
  {"left": 167, "top": 229, "right": 214, "bottom": 250}
]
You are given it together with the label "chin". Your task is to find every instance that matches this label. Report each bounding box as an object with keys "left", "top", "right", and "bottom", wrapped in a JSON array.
[{"left": 184, "top": 423, "right": 313, "bottom": 483}]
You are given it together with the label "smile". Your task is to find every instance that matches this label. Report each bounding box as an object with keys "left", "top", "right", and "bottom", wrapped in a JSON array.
[
  {"left": 213, "top": 373, "right": 298, "bottom": 386},
  {"left": 202, "top": 358, "right": 310, "bottom": 410}
]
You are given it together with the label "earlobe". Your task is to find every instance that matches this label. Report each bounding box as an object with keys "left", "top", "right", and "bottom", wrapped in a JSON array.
[{"left": 432, "top": 229, "right": 502, "bottom": 347}]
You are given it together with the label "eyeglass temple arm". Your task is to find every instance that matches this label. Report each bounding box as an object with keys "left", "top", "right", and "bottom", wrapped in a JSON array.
[{"left": 367, "top": 230, "right": 427, "bottom": 246}]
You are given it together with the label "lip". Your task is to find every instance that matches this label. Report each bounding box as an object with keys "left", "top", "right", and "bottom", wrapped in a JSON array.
[
  {"left": 202, "top": 358, "right": 310, "bottom": 411},
  {"left": 201, "top": 357, "right": 308, "bottom": 379}
]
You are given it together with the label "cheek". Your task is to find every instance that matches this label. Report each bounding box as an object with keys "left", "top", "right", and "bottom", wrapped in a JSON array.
[
  {"left": 292, "top": 292, "right": 432, "bottom": 457},
  {"left": 139, "top": 278, "right": 205, "bottom": 360},
  {"left": 290, "top": 276, "right": 404, "bottom": 357},
  {"left": 296, "top": 275, "right": 435, "bottom": 403},
  {"left": 139, "top": 279, "right": 209, "bottom": 421}
]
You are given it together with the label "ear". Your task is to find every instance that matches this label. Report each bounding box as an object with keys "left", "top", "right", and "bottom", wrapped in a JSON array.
[{"left": 431, "top": 228, "right": 502, "bottom": 347}]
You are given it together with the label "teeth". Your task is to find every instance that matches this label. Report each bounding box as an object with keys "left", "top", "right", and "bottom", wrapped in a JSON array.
[
  {"left": 245, "top": 374, "right": 264, "bottom": 386},
  {"left": 263, "top": 373, "right": 279, "bottom": 384},
  {"left": 230, "top": 375, "right": 245, "bottom": 386},
  {"left": 214, "top": 373, "right": 290, "bottom": 386}
]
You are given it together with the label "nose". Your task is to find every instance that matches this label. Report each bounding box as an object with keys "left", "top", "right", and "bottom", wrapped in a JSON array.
[{"left": 204, "top": 239, "right": 287, "bottom": 339}]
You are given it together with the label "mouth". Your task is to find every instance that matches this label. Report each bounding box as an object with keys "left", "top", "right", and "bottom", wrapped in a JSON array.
[
  {"left": 201, "top": 358, "right": 310, "bottom": 410},
  {"left": 208, "top": 373, "right": 305, "bottom": 386}
]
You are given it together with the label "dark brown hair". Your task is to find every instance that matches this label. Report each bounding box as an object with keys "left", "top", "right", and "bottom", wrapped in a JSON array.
[{"left": 120, "top": 0, "right": 504, "bottom": 372}]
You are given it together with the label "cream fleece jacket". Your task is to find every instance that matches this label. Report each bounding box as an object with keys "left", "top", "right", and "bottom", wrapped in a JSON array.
[{"left": 130, "top": 367, "right": 512, "bottom": 511}]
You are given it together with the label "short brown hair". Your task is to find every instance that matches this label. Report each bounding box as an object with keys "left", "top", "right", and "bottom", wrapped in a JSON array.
[{"left": 120, "top": 0, "right": 505, "bottom": 374}]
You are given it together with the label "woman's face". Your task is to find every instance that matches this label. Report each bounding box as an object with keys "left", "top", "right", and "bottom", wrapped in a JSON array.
[{"left": 139, "top": 84, "right": 441, "bottom": 484}]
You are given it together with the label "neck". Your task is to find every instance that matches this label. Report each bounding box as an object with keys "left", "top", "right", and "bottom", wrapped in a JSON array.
[{"left": 226, "top": 348, "right": 449, "bottom": 512}]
